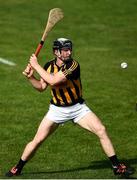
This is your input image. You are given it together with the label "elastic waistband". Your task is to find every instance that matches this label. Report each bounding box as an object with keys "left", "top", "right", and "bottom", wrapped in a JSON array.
[{"left": 50, "top": 99, "right": 84, "bottom": 107}]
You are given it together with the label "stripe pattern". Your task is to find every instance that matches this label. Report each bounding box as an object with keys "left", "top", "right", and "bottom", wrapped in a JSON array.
[
  {"left": 44, "top": 59, "right": 84, "bottom": 106},
  {"left": 62, "top": 61, "right": 78, "bottom": 77}
]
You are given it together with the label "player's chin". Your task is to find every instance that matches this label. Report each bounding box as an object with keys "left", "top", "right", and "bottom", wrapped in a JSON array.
[{"left": 64, "top": 56, "right": 72, "bottom": 61}]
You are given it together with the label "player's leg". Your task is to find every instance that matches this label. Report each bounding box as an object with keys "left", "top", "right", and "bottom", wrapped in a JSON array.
[
  {"left": 21, "top": 118, "right": 58, "bottom": 161},
  {"left": 5, "top": 118, "right": 58, "bottom": 177},
  {"left": 76, "top": 111, "right": 135, "bottom": 176},
  {"left": 76, "top": 112, "right": 115, "bottom": 156}
]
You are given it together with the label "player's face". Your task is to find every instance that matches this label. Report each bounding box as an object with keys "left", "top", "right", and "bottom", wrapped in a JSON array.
[{"left": 60, "top": 48, "right": 72, "bottom": 61}]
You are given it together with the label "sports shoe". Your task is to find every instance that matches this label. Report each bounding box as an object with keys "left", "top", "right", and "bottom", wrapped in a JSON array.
[
  {"left": 113, "top": 163, "right": 135, "bottom": 176},
  {"left": 5, "top": 166, "right": 21, "bottom": 177}
]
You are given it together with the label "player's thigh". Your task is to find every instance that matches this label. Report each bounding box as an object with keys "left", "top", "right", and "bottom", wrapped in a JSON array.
[
  {"left": 33, "top": 117, "right": 59, "bottom": 141},
  {"left": 76, "top": 111, "right": 105, "bottom": 134}
]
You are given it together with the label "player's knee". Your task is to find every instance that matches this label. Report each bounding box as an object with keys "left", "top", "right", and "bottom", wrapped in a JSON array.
[
  {"left": 96, "top": 125, "right": 106, "bottom": 138},
  {"left": 32, "top": 136, "right": 45, "bottom": 146}
]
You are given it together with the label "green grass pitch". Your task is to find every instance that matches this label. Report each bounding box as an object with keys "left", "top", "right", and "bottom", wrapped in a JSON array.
[{"left": 0, "top": 0, "right": 137, "bottom": 178}]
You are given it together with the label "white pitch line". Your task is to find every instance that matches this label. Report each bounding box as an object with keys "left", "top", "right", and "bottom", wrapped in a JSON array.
[{"left": 0, "top": 57, "right": 16, "bottom": 66}]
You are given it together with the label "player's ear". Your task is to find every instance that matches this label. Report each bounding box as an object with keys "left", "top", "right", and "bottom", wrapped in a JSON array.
[
  {"left": 54, "top": 49, "right": 61, "bottom": 56},
  {"left": 54, "top": 49, "right": 58, "bottom": 56}
]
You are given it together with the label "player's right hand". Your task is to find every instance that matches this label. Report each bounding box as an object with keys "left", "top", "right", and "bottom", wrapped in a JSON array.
[{"left": 22, "top": 63, "right": 34, "bottom": 78}]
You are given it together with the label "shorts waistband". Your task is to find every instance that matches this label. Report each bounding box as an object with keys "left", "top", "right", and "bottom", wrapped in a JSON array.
[{"left": 50, "top": 99, "right": 84, "bottom": 107}]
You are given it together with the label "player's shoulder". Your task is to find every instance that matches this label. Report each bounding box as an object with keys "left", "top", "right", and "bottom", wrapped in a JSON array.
[
  {"left": 65, "top": 58, "right": 80, "bottom": 69},
  {"left": 44, "top": 59, "right": 55, "bottom": 70}
]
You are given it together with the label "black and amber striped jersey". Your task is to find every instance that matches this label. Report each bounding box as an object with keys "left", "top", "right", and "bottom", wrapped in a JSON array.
[{"left": 44, "top": 58, "right": 84, "bottom": 107}]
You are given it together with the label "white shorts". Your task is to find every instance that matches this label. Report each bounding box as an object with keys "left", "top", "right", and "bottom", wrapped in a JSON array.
[{"left": 45, "top": 103, "right": 91, "bottom": 124}]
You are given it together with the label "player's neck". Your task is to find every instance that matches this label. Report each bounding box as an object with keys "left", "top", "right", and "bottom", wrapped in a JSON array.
[{"left": 56, "top": 58, "right": 64, "bottom": 67}]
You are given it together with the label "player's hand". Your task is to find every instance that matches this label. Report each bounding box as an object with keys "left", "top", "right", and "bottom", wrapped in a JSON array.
[
  {"left": 22, "top": 63, "right": 34, "bottom": 78},
  {"left": 29, "top": 54, "right": 39, "bottom": 69}
]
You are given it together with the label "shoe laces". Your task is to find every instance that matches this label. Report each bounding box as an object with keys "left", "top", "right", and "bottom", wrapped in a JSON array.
[
  {"left": 10, "top": 167, "right": 18, "bottom": 174},
  {"left": 116, "top": 163, "right": 127, "bottom": 173}
]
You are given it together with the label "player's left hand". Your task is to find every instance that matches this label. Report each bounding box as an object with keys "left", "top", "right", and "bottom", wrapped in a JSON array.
[
  {"left": 22, "top": 63, "right": 34, "bottom": 78},
  {"left": 29, "top": 54, "right": 39, "bottom": 69}
]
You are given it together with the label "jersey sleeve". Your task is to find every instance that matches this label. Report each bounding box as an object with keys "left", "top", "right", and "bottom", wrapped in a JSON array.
[
  {"left": 43, "top": 61, "right": 51, "bottom": 71},
  {"left": 61, "top": 60, "right": 80, "bottom": 80}
]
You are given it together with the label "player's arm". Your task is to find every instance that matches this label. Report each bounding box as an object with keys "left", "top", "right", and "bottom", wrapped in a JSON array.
[
  {"left": 28, "top": 76, "right": 48, "bottom": 92},
  {"left": 29, "top": 54, "right": 67, "bottom": 86},
  {"left": 31, "top": 66, "right": 66, "bottom": 86},
  {"left": 23, "top": 63, "right": 48, "bottom": 92}
]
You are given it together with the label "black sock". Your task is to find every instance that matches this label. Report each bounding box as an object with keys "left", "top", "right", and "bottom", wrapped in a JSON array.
[
  {"left": 16, "top": 159, "right": 27, "bottom": 170},
  {"left": 109, "top": 155, "right": 120, "bottom": 168}
]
